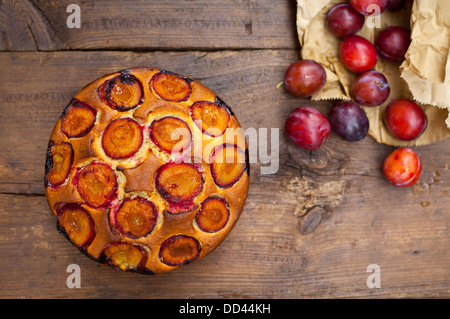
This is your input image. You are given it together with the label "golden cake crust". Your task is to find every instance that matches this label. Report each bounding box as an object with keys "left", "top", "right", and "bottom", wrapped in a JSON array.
[{"left": 45, "top": 67, "right": 249, "bottom": 274}]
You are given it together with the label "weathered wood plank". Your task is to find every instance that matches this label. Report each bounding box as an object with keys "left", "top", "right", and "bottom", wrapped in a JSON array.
[
  {"left": 0, "top": 0, "right": 299, "bottom": 51},
  {"left": 0, "top": 50, "right": 449, "bottom": 298},
  {"left": 0, "top": 171, "right": 448, "bottom": 298},
  {"left": 0, "top": 0, "right": 63, "bottom": 51}
]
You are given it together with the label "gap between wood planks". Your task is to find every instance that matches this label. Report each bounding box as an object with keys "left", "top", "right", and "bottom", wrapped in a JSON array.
[{"left": 0, "top": 192, "right": 45, "bottom": 197}]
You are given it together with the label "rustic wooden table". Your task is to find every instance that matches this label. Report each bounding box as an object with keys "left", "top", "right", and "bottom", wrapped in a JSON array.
[{"left": 0, "top": 0, "right": 448, "bottom": 299}]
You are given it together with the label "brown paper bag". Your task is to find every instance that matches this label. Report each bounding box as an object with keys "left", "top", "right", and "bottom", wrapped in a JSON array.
[{"left": 296, "top": 0, "right": 450, "bottom": 146}]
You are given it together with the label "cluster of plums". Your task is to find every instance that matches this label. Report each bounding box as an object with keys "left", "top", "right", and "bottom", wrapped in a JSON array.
[{"left": 284, "top": 0, "right": 425, "bottom": 187}]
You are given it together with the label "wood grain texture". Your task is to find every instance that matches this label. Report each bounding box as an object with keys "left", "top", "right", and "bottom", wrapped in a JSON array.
[
  {"left": 0, "top": 0, "right": 63, "bottom": 51},
  {"left": 0, "top": 51, "right": 449, "bottom": 298},
  {"left": 0, "top": 0, "right": 299, "bottom": 51}
]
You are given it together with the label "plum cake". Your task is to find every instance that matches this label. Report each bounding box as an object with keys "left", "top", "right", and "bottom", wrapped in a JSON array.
[{"left": 45, "top": 67, "right": 249, "bottom": 274}]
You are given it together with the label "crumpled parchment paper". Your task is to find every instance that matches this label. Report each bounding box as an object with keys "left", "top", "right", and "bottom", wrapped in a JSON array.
[{"left": 296, "top": 0, "right": 450, "bottom": 146}]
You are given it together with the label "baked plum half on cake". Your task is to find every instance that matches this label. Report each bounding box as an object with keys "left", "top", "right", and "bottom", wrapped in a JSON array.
[{"left": 45, "top": 67, "right": 249, "bottom": 274}]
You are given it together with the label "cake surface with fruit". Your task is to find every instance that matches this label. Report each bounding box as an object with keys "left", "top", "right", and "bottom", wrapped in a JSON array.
[{"left": 45, "top": 67, "right": 249, "bottom": 274}]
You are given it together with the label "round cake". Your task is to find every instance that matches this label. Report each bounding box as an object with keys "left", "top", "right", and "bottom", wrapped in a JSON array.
[{"left": 44, "top": 67, "right": 249, "bottom": 274}]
